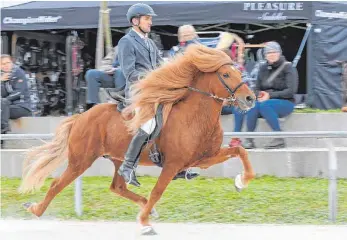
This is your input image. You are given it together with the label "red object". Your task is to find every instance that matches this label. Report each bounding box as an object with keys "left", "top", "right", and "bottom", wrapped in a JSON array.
[
  {"left": 231, "top": 43, "right": 237, "bottom": 60},
  {"left": 229, "top": 138, "right": 242, "bottom": 148}
]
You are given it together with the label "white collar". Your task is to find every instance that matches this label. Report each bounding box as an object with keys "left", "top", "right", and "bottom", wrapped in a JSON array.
[{"left": 132, "top": 28, "right": 148, "bottom": 39}]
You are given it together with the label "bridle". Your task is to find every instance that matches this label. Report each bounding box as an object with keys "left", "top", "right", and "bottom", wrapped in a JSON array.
[{"left": 186, "top": 64, "right": 245, "bottom": 104}]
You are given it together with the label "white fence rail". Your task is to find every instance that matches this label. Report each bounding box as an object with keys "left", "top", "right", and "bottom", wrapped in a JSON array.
[{"left": 2, "top": 131, "right": 347, "bottom": 222}]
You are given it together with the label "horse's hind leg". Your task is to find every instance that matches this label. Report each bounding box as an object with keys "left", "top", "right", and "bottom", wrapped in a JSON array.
[
  {"left": 109, "top": 160, "right": 159, "bottom": 218},
  {"left": 195, "top": 146, "right": 255, "bottom": 191},
  {"left": 25, "top": 154, "right": 94, "bottom": 217}
]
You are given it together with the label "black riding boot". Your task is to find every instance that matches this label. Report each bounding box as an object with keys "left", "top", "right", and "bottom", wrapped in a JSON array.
[
  {"left": 118, "top": 129, "right": 150, "bottom": 187},
  {"left": 86, "top": 103, "right": 95, "bottom": 111}
]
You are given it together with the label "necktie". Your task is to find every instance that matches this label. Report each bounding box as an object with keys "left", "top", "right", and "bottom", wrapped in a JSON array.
[{"left": 144, "top": 38, "right": 150, "bottom": 49}]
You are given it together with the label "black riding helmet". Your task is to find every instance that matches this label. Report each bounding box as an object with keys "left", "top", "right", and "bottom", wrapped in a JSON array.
[{"left": 126, "top": 3, "right": 157, "bottom": 24}]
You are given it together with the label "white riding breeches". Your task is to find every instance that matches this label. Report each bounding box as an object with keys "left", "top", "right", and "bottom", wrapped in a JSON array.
[
  {"left": 135, "top": 108, "right": 157, "bottom": 135},
  {"left": 141, "top": 117, "right": 157, "bottom": 135}
]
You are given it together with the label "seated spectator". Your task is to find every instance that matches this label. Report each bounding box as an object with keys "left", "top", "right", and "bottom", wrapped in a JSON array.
[
  {"left": 223, "top": 48, "right": 266, "bottom": 147},
  {"left": 85, "top": 46, "right": 126, "bottom": 110},
  {"left": 221, "top": 67, "right": 256, "bottom": 147},
  {"left": 169, "top": 25, "right": 200, "bottom": 57},
  {"left": 243, "top": 41, "right": 298, "bottom": 149},
  {"left": 1, "top": 54, "right": 31, "bottom": 136}
]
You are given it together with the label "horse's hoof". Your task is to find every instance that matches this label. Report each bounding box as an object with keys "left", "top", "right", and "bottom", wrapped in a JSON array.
[
  {"left": 150, "top": 208, "right": 159, "bottom": 219},
  {"left": 141, "top": 226, "right": 157, "bottom": 236},
  {"left": 23, "top": 202, "right": 35, "bottom": 210},
  {"left": 234, "top": 174, "right": 246, "bottom": 193}
]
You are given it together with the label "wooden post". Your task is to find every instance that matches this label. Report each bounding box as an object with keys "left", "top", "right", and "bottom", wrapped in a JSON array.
[{"left": 102, "top": 1, "right": 113, "bottom": 54}]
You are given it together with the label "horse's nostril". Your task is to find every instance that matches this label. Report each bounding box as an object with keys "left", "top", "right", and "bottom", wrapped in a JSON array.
[{"left": 246, "top": 96, "right": 253, "bottom": 102}]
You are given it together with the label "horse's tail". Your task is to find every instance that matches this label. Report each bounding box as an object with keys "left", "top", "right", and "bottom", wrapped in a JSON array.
[{"left": 19, "top": 114, "right": 80, "bottom": 193}]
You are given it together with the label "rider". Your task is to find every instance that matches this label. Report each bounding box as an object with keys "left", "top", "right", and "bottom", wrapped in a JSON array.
[{"left": 117, "top": 3, "right": 199, "bottom": 187}]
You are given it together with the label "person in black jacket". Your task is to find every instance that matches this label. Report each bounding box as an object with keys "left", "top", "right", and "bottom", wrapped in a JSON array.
[
  {"left": 243, "top": 42, "right": 298, "bottom": 149},
  {"left": 1, "top": 54, "right": 31, "bottom": 135}
]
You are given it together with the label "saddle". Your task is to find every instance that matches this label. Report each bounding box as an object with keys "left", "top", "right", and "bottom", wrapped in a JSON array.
[{"left": 106, "top": 89, "right": 165, "bottom": 167}]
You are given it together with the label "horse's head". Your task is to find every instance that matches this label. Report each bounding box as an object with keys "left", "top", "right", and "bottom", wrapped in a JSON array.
[{"left": 213, "top": 64, "right": 256, "bottom": 111}]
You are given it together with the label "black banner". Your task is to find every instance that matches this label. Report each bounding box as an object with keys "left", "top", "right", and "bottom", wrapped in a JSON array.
[{"left": 1, "top": 1, "right": 313, "bottom": 31}]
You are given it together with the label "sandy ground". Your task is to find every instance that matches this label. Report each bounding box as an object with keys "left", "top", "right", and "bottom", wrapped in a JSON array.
[{"left": 1, "top": 219, "right": 347, "bottom": 240}]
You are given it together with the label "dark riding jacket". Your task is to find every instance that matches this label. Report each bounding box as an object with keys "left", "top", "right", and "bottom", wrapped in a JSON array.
[{"left": 117, "top": 29, "right": 163, "bottom": 99}]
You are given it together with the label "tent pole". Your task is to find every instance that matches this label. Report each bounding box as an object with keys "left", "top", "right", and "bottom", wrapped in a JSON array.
[
  {"left": 95, "top": 1, "right": 104, "bottom": 69},
  {"left": 293, "top": 23, "right": 312, "bottom": 68}
]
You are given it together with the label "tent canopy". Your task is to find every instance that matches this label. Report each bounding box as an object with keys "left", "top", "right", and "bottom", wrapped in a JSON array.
[{"left": 2, "top": 1, "right": 313, "bottom": 31}]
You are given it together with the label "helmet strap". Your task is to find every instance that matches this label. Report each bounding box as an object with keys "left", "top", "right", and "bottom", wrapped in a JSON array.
[{"left": 132, "top": 16, "right": 148, "bottom": 35}]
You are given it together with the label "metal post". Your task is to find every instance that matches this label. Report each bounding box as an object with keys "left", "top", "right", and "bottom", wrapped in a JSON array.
[
  {"left": 65, "top": 36, "right": 73, "bottom": 116},
  {"left": 326, "top": 139, "right": 338, "bottom": 222},
  {"left": 75, "top": 176, "right": 83, "bottom": 216},
  {"left": 292, "top": 23, "right": 312, "bottom": 68}
]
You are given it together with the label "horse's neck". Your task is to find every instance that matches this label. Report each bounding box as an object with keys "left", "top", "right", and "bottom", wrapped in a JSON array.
[{"left": 183, "top": 73, "right": 222, "bottom": 130}]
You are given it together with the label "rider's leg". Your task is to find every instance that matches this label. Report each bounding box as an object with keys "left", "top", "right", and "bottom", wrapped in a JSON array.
[
  {"left": 118, "top": 117, "right": 156, "bottom": 187},
  {"left": 118, "top": 114, "right": 199, "bottom": 186}
]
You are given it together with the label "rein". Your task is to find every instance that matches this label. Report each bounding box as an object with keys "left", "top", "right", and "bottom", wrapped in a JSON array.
[{"left": 186, "top": 66, "right": 245, "bottom": 104}]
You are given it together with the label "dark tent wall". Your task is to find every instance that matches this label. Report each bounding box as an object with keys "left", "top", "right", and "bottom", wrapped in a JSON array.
[
  {"left": 308, "top": 24, "right": 347, "bottom": 109},
  {"left": 307, "top": 1, "right": 347, "bottom": 109}
]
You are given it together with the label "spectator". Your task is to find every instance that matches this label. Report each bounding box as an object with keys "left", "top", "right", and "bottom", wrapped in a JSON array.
[
  {"left": 243, "top": 41, "right": 298, "bottom": 149},
  {"left": 221, "top": 67, "right": 256, "bottom": 147},
  {"left": 85, "top": 46, "right": 126, "bottom": 110},
  {"left": 1, "top": 54, "right": 31, "bottom": 136},
  {"left": 169, "top": 25, "right": 200, "bottom": 57},
  {"left": 223, "top": 48, "right": 266, "bottom": 147}
]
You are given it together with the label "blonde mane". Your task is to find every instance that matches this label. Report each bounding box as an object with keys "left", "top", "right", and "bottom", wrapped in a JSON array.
[{"left": 123, "top": 44, "right": 232, "bottom": 134}]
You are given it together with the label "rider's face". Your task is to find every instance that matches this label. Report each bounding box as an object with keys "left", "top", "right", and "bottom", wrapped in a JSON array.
[{"left": 138, "top": 15, "right": 152, "bottom": 33}]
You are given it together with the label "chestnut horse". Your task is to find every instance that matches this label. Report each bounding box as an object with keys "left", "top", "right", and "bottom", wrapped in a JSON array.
[{"left": 19, "top": 44, "right": 256, "bottom": 235}]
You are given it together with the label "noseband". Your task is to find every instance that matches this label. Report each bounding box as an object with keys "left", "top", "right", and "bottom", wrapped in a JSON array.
[{"left": 187, "top": 64, "right": 245, "bottom": 104}]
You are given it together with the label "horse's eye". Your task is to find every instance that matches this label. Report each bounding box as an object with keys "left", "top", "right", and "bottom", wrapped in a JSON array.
[{"left": 223, "top": 73, "right": 230, "bottom": 78}]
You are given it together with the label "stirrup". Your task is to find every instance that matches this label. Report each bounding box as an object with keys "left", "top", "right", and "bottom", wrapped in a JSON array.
[
  {"left": 118, "top": 166, "right": 141, "bottom": 187},
  {"left": 185, "top": 168, "right": 198, "bottom": 180}
]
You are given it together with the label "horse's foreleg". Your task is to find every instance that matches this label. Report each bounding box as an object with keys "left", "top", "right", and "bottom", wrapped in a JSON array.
[
  {"left": 137, "top": 163, "right": 180, "bottom": 235},
  {"left": 195, "top": 146, "right": 255, "bottom": 187}
]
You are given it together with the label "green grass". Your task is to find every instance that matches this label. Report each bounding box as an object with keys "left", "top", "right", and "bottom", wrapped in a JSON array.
[
  {"left": 1, "top": 176, "right": 347, "bottom": 224},
  {"left": 293, "top": 108, "right": 342, "bottom": 113}
]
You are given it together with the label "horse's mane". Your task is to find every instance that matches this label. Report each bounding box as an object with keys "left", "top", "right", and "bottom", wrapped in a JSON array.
[{"left": 123, "top": 44, "right": 232, "bottom": 134}]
